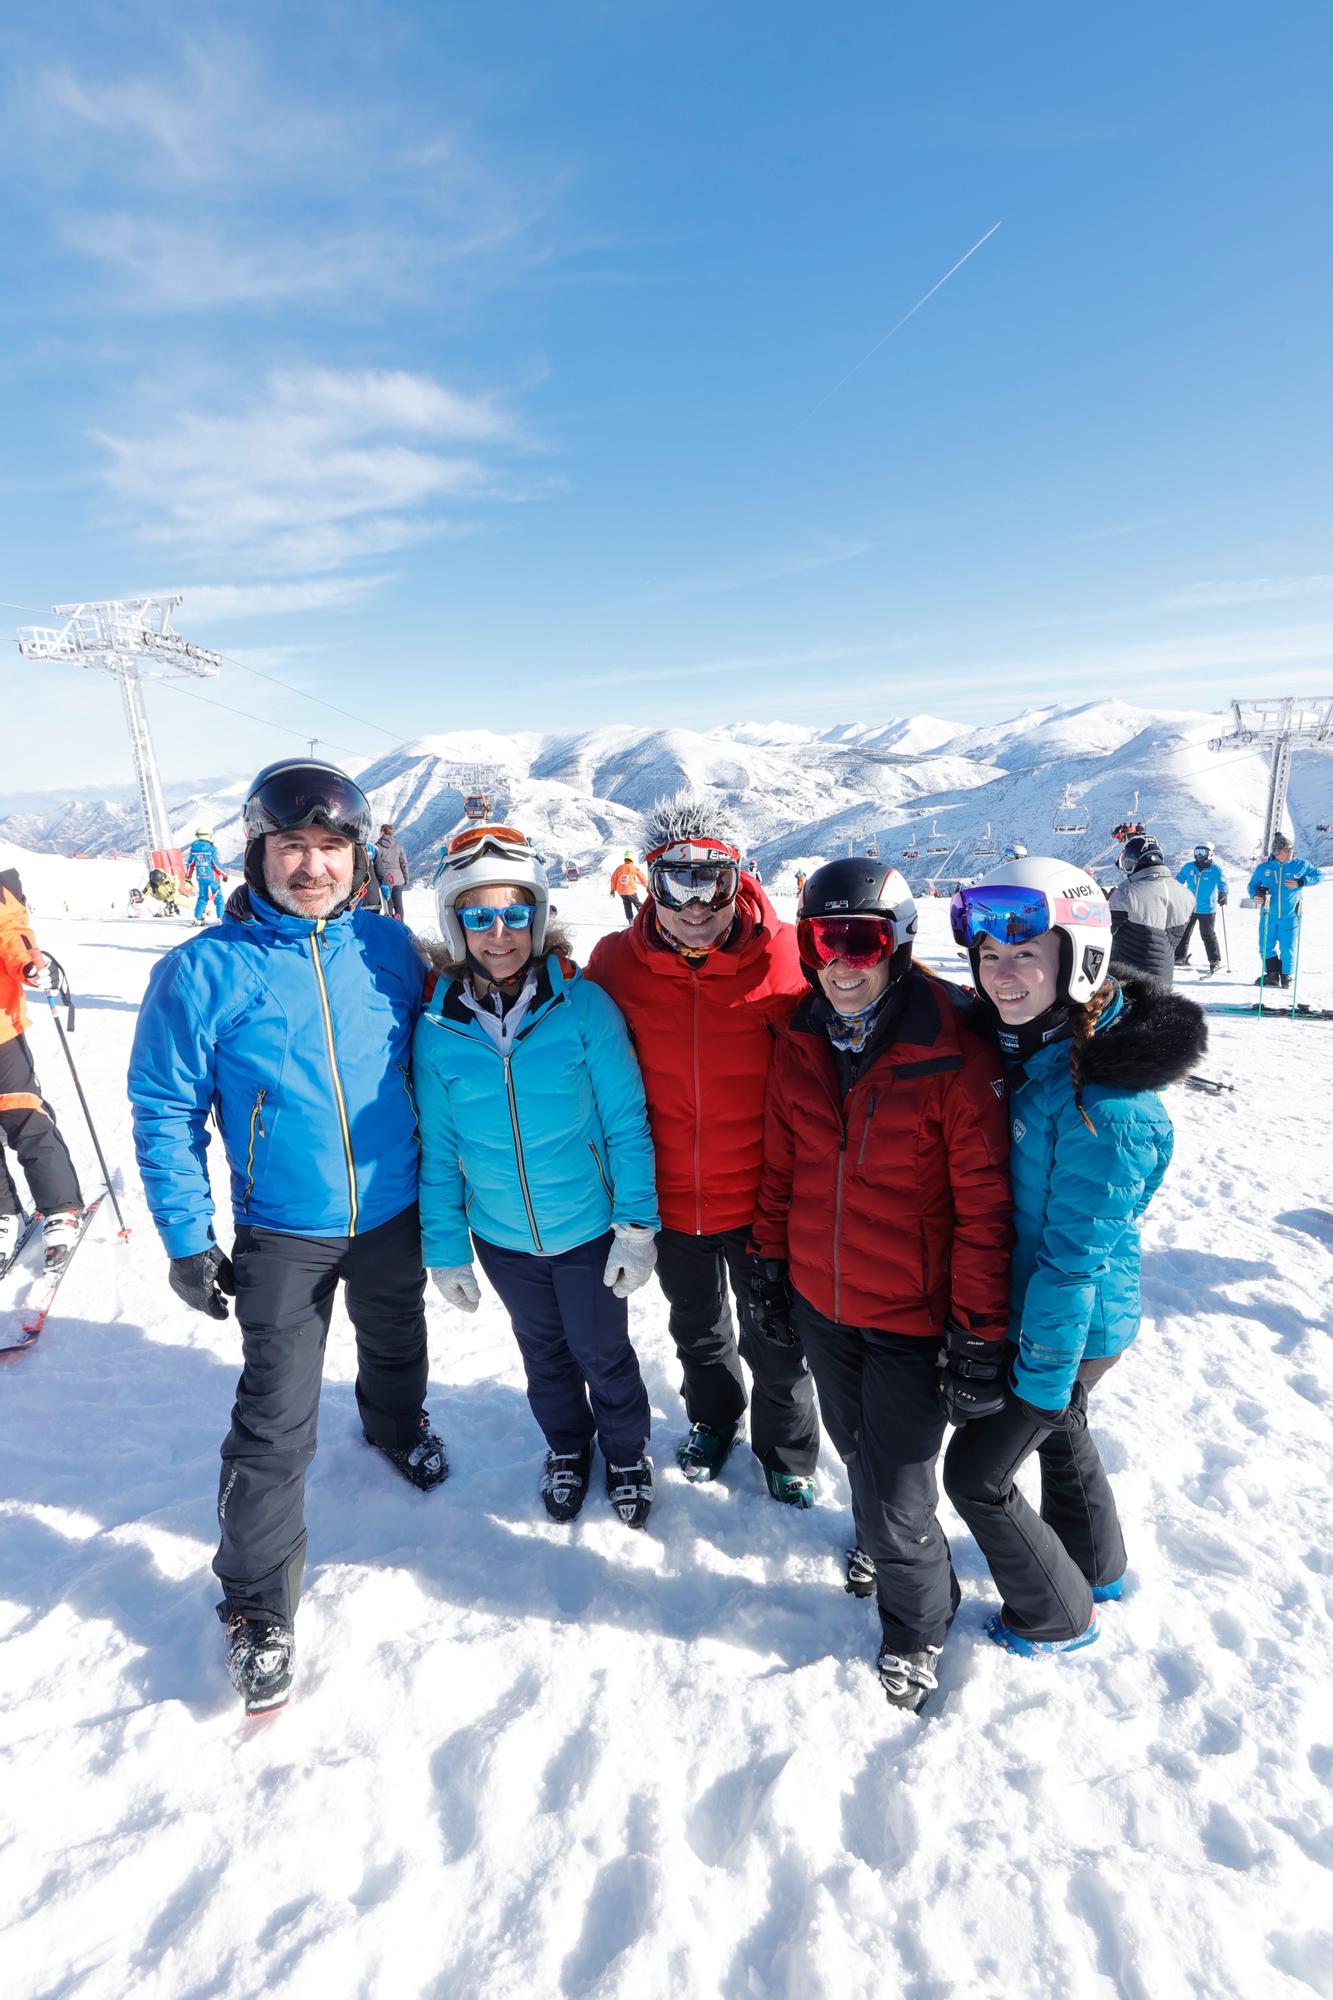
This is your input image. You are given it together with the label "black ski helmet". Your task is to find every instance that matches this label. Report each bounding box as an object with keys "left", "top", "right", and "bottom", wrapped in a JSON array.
[
  {"left": 796, "top": 857, "right": 918, "bottom": 987},
  {"left": 241, "top": 757, "right": 374, "bottom": 908},
  {"left": 1118, "top": 833, "right": 1164, "bottom": 874}
]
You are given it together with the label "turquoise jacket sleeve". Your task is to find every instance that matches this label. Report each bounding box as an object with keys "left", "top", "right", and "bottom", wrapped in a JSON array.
[
  {"left": 1012, "top": 1097, "right": 1172, "bottom": 1412},
  {"left": 1301, "top": 862, "right": 1324, "bottom": 886},
  {"left": 572, "top": 980, "right": 660, "bottom": 1231},
  {"left": 413, "top": 1015, "right": 473, "bottom": 1269},
  {"left": 127, "top": 951, "right": 220, "bottom": 1258}
]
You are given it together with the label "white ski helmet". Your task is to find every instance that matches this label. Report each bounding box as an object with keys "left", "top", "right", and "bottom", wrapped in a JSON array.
[
  {"left": 435, "top": 823, "right": 550, "bottom": 961},
  {"left": 950, "top": 855, "right": 1113, "bottom": 1005},
  {"left": 1001, "top": 841, "right": 1028, "bottom": 861}
]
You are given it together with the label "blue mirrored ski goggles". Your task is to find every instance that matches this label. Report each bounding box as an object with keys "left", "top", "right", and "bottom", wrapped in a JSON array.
[
  {"left": 457, "top": 902, "right": 536, "bottom": 934},
  {"left": 950, "top": 884, "right": 1108, "bottom": 948}
]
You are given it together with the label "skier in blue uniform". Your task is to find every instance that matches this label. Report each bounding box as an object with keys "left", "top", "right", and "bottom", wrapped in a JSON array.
[
  {"left": 1174, "top": 842, "right": 1228, "bottom": 972},
  {"left": 183, "top": 828, "right": 228, "bottom": 925},
  {"left": 1247, "top": 836, "right": 1322, "bottom": 987}
]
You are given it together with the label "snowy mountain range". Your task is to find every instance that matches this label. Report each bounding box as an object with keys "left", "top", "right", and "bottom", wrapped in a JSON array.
[{"left": 4, "top": 702, "right": 1331, "bottom": 891}]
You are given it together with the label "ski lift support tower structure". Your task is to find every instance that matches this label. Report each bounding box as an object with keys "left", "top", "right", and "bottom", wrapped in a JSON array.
[
  {"left": 16, "top": 597, "right": 221, "bottom": 869},
  {"left": 1209, "top": 696, "right": 1333, "bottom": 856}
]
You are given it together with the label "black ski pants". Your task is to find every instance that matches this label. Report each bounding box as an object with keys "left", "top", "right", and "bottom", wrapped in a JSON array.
[
  {"left": 214, "top": 1203, "right": 430, "bottom": 1630},
  {"left": 619, "top": 894, "right": 641, "bottom": 923},
  {"left": 942, "top": 1355, "right": 1127, "bottom": 1643},
  {"left": 473, "top": 1229, "right": 651, "bottom": 1465},
  {"left": 0, "top": 1033, "right": 82, "bottom": 1216},
  {"left": 1175, "top": 913, "right": 1220, "bottom": 968},
  {"left": 792, "top": 1295, "right": 957, "bottom": 1651},
  {"left": 655, "top": 1226, "right": 820, "bottom": 1476}
]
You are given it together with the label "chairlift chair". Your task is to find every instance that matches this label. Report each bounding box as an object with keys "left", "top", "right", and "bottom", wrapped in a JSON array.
[
  {"left": 864, "top": 841, "right": 880, "bottom": 859},
  {"left": 925, "top": 819, "right": 950, "bottom": 857},
  {"left": 1052, "top": 785, "right": 1088, "bottom": 836},
  {"left": 901, "top": 842, "right": 921, "bottom": 862},
  {"left": 971, "top": 821, "right": 996, "bottom": 859}
]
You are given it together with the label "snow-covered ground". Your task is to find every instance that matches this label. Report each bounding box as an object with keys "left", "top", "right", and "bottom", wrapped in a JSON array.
[{"left": 2, "top": 863, "right": 1331, "bottom": 2000}]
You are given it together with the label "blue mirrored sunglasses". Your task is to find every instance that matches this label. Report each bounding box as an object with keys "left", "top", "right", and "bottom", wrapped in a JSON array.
[{"left": 457, "top": 903, "right": 536, "bottom": 934}]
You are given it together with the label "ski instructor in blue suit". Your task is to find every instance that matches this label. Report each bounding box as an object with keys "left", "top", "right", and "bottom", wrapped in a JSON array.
[
  {"left": 1248, "top": 836, "right": 1322, "bottom": 988},
  {"left": 1174, "top": 842, "right": 1228, "bottom": 972},
  {"left": 127, "top": 758, "right": 441, "bottom": 1717}
]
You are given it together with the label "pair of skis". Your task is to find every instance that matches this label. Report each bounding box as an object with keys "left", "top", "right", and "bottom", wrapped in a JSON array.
[{"left": 0, "top": 1194, "right": 107, "bottom": 1358}]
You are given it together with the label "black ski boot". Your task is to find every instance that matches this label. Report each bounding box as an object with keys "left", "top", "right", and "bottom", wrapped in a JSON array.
[
  {"left": 606, "top": 1454, "right": 654, "bottom": 1529},
  {"left": 540, "top": 1445, "right": 592, "bottom": 1523},
  {"left": 876, "top": 1642, "right": 942, "bottom": 1714},
  {"left": 675, "top": 1420, "right": 738, "bottom": 1483},
  {"left": 225, "top": 1616, "right": 294, "bottom": 1715},
  {"left": 367, "top": 1412, "right": 449, "bottom": 1491},
  {"left": 845, "top": 1546, "right": 877, "bottom": 1598}
]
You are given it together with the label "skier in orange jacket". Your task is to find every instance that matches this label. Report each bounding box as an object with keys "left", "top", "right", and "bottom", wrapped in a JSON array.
[
  {"left": 610, "top": 854, "right": 649, "bottom": 923},
  {"left": 0, "top": 869, "right": 84, "bottom": 1269}
]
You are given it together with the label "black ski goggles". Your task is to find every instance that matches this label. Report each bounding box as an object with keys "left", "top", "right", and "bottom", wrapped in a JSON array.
[
  {"left": 243, "top": 769, "right": 372, "bottom": 846},
  {"left": 649, "top": 860, "right": 740, "bottom": 912}
]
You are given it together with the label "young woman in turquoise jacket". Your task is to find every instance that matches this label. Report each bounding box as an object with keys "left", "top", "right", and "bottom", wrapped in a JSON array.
[
  {"left": 414, "top": 825, "right": 661, "bottom": 1528},
  {"left": 942, "top": 857, "right": 1205, "bottom": 1656}
]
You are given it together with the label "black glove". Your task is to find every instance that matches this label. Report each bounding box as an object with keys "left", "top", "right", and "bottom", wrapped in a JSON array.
[
  {"left": 937, "top": 1317, "right": 1008, "bottom": 1424},
  {"left": 169, "top": 1247, "right": 235, "bottom": 1319},
  {"left": 1290, "top": 876, "right": 1306, "bottom": 889},
  {"left": 1217, "top": 893, "right": 1228, "bottom": 907},
  {"left": 744, "top": 1257, "right": 797, "bottom": 1347},
  {"left": 1011, "top": 1378, "right": 1088, "bottom": 1432}
]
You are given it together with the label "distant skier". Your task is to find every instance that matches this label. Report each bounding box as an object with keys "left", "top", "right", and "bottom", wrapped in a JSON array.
[
  {"left": 751, "top": 859, "right": 1010, "bottom": 1710},
  {"left": 608, "top": 853, "right": 648, "bottom": 923},
  {"left": 0, "top": 868, "right": 85, "bottom": 1271},
  {"left": 1174, "top": 843, "right": 1228, "bottom": 973},
  {"left": 135, "top": 868, "right": 182, "bottom": 917},
  {"left": 183, "top": 828, "right": 227, "bottom": 925},
  {"left": 1248, "top": 836, "right": 1322, "bottom": 988},
  {"left": 945, "top": 858, "right": 1206, "bottom": 1656},
  {"left": 586, "top": 796, "right": 820, "bottom": 1506},
  {"left": 1108, "top": 835, "right": 1194, "bottom": 983},
  {"left": 416, "top": 824, "right": 659, "bottom": 1529},
  {"left": 793, "top": 869, "right": 808, "bottom": 895},
  {"left": 127, "top": 758, "right": 440, "bottom": 1716},
  {"left": 373, "top": 823, "right": 410, "bottom": 920}
]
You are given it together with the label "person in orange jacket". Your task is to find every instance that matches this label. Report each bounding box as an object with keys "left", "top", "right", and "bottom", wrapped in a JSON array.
[
  {"left": 0, "top": 868, "right": 84, "bottom": 1269},
  {"left": 610, "top": 852, "right": 649, "bottom": 924}
]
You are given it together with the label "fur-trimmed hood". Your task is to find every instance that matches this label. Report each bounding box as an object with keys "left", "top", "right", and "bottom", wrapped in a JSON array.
[{"left": 1079, "top": 975, "right": 1206, "bottom": 1092}]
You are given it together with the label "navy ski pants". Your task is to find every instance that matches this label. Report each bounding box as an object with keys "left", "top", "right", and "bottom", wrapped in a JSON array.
[
  {"left": 792, "top": 1295, "right": 957, "bottom": 1652},
  {"left": 214, "top": 1203, "right": 430, "bottom": 1629},
  {"left": 473, "top": 1230, "right": 651, "bottom": 1466},
  {"left": 942, "top": 1355, "right": 1127, "bottom": 1642},
  {"left": 655, "top": 1227, "right": 820, "bottom": 1476}
]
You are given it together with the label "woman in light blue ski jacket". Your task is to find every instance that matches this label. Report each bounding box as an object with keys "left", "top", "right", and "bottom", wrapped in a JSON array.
[
  {"left": 414, "top": 825, "right": 660, "bottom": 1528},
  {"left": 943, "top": 857, "right": 1206, "bottom": 1658}
]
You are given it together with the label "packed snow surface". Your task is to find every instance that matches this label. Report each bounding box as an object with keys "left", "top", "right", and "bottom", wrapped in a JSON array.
[{"left": 1, "top": 855, "right": 1330, "bottom": 2000}]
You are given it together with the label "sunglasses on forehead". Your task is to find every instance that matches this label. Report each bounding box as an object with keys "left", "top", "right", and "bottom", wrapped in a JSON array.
[{"left": 797, "top": 914, "right": 897, "bottom": 969}]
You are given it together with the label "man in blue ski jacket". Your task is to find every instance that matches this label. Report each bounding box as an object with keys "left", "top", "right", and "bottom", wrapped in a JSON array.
[
  {"left": 127, "top": 758, "right": 440, "bottom": 1715},
  {"left": 1174, "top": 842, "right": 1228, "bottom": 972},
  {"left": 183, "top": 827, "right": 228, "bottom": 925},
  {"left": 1247, "top": 836, "right": 1323, "bottom": 987}
]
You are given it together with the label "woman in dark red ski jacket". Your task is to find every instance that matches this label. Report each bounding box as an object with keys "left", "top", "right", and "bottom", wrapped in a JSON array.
[{"left": 750, "top": 859, "right": 1011, "bottom": 1712}]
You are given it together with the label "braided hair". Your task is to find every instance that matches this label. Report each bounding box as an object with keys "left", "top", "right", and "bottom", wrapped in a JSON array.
[{"left": 1067, "top": 978, "right": 1116, "bottom": 1134}]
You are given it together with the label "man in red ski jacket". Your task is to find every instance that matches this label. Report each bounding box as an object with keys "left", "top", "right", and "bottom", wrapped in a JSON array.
[{"left": 586, "top": 796, "right": 819, "bottom": 1501}]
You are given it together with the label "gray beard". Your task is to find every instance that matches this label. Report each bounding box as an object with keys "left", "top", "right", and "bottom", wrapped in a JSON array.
[{"left": 263, "top": 872, "right": 346, "bottom": 919}]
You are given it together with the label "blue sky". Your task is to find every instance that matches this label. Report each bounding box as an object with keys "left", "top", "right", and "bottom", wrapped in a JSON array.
[{"left": 3, "top": 1, "right": 1331, "bottom": 791}]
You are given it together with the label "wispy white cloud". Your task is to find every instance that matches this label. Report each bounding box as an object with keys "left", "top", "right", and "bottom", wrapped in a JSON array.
[
  {"left": 568, "top": 642, "right": 877, "bottom": 690},
  {"left": 613, "top": 537, "right": 873, "bottom": 609},
  {"left": 168, "top": 578, "right": 395, "bottom": 624},
  {"left": 1155, "top": 575, "right": 1333, "bottom": 610},
  {"left": 97, "top": 366, "right": 533, "bottom": 581}
]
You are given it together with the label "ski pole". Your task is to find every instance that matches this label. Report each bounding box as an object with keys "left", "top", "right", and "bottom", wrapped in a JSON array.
[
  {"left": 1288, "top": 903, "right": 1303, "bottom": 1021},
  {"left": 38, "top": 959, "right": 131, "bottom": 1239},
  {"left": 1220, "top": 904, "right": 1230, "bottom": 971}
]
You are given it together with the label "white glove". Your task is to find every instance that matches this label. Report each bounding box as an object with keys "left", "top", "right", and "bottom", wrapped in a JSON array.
[
  {"left": 22, "top": 959, "right": 57, "bottom": 993},
  {"left": 603, "top": 1224, "right": 657, "bottom": 1299},
  {"left": 431, "top": 1265, "right": 480, "bottom": 1313}
]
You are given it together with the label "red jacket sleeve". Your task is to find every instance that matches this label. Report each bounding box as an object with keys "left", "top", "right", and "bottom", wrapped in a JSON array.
[
  {"left": 940, "top": 1029, "right": 1013, "bottom": 1337},
  {"left": 750, "top": 1043, "right": 796, "bottom": 1260}
]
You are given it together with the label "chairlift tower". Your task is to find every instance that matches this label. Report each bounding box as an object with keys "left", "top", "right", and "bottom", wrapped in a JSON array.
[
  {"left": 16, "top": 597, "right": 221, "bottom": 865},
  {"left": 1209, "top": 697, "right": 1333, "bottom": 856}
]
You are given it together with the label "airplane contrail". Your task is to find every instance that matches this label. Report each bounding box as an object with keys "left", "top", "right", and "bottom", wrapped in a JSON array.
[{"left": 796, "top": 220, "right": 1003, "bottom": 429}]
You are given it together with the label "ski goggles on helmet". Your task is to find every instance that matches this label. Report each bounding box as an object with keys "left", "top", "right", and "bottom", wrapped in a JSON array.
[
  {"left": 797, "top": 914, "right": 897, "bottom": 970},
  {"left": 649, "top": 860, "right": 740, "bottom": 912},
  {"left": 243, "top": 768, "right": 372, "bottom": 845},
  {"left": 446, "top": 822, "right": 530, "bottom": 860},
  {"left": 456, "top": 900, "right": 536, "bottom": 934},
  {"left": 950, "top": 884, "right": 1109, "bottom": 948}
]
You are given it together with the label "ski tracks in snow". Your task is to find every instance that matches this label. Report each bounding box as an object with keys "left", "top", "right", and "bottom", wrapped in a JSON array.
[{"left": 0, "top": 902, "right": 1330, "bottom": 2000}]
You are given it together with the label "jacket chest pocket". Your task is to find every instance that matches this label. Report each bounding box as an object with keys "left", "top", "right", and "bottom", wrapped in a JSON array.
[{"left": 855, "top": 1077, "right": 944, "bottom": 1186}]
